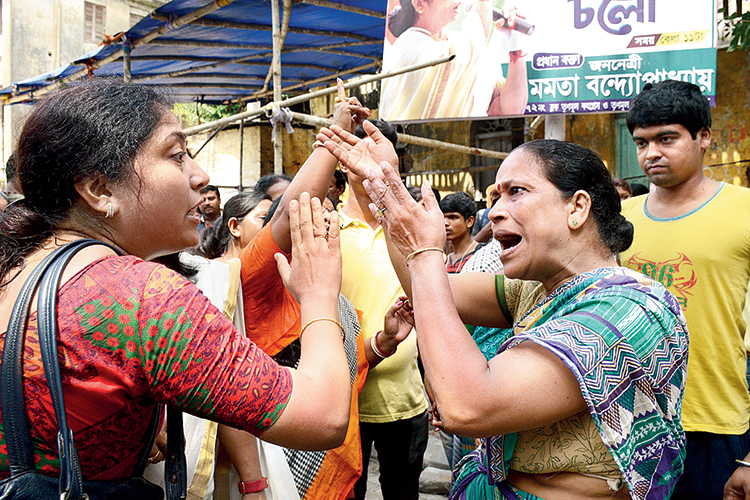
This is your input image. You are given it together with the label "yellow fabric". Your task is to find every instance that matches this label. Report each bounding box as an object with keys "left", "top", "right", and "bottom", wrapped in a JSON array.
[
  {"left": 221, "top": 258, "right": 241, "bottom": 322},
  {"left": 338, "top": 209, "right": 428, "bottom": 423},
  {"left": 621, "top": 184, "right": 750, "bottom": 434},
  {"left": 380, "top": 11, "right": 499, "bottom": 121},
  {"left": 186, "top": 420, "right": 219, "bottom": 500},
  {"left": 510, "top": 410, "right": 621, "bottom": 479}
]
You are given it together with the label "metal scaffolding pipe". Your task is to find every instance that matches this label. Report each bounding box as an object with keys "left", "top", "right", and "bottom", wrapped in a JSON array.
[{"left": 297, "top": 0, "right": 385, "bottom": 18}]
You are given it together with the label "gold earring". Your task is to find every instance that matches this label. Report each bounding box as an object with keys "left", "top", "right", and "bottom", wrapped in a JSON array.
[{"left": 105, "top": 203, "right": 114, "bottom": 218}]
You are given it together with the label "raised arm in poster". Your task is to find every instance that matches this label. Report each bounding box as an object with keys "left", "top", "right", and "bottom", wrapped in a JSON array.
[
  {"left": 380, "top": 0, "right": 531, "bottom": 121},
  {"left": 379, "top": 0, "right": 717, "bottom": 122}
]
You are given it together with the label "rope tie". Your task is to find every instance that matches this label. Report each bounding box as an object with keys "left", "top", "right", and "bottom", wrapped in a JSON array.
[
  {"left": 265, "top": 102, "right": 295, "bottom": 135},
  {"left": 165, "top": 13, "right": 177, "bottom": 31}
]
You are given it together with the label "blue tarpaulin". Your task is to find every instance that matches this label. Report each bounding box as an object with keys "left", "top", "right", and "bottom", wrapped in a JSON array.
[{"left": 3, "top": 0, "right": 386, "bottom": 104}]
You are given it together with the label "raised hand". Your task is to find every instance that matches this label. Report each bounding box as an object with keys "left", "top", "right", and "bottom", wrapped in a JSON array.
[
  {"left": 378, "top": 296, "right": 415, "bottom": 354},
  {"left": 275, "top": 192, "right": 341, "bottom": 305},
  {"left": 318, "top": 120, "right": 399, "bottom": 180},
  {"left": 359, "top": 161, "right": 446, "bottom": 262},
  {"left": 331, "top": 78, "right": 371, "bottom": 134}
]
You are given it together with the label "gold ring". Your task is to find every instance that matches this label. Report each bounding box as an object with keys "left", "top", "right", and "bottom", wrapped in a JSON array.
[{"left": 377, "top": 207, "right": 387, "bottom": 217}]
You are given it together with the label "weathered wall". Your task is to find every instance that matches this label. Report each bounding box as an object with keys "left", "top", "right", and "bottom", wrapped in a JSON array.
[
  {"left": 707, "top": 48, "right": 750, "bottom": 185},
  {"left": 190, "top": 124, "right": 261, "bottom": 193},
  {"left": 567, "top": 113, "right": 618, "bottom": 172}
]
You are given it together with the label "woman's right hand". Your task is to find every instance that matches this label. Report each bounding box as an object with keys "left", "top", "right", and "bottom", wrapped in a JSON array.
[
  {"left": 361, "top": 162, "right": 446, "bottom": 264},
  {"left": 275, "top": 192, "right": 341, "bottom": 305},
  {"left": 318, "top": 121, "right": 399, "bottom": 181}
]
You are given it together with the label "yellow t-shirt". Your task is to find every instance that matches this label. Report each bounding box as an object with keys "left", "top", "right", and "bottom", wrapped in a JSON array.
[
  {"left": 621, "top": 183, "right": 750, "bottom": 434},
  {"left": 338, "top": 209, "right": 429, "bottom": 423}
]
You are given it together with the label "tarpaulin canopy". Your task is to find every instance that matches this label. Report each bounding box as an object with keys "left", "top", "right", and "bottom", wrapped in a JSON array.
[{"left": 2, "top": 0, "right": 386, "bottom": 104}]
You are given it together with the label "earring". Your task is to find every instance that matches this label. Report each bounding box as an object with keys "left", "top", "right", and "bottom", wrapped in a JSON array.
[
  {"left": 572, "top": 220, "right": 578, "bottom": 227},
  {"left": 105, "top": 203, "right": 114, "bottom": 218}
]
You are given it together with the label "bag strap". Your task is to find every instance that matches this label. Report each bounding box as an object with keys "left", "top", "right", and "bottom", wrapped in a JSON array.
[
  {"left": 1, "top": 239, "right": 95, "bottom": 476},
  {"left": 1, "top": 239, "right": 186, "bottom": 500},
  {"left": 37, "top": 239, "right": 122, "bottom": 499},
  {"left": 164, "top": 407, "right": 187, "bottom": 500}
]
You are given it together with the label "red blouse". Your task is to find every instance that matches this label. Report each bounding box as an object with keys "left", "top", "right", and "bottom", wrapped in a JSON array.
[{"left": 0, "top": 256, "right": 292, "bottom": 480}]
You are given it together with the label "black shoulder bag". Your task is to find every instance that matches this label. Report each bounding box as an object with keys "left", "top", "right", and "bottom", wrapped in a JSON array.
[{"left": 0, "top": 240, "right": 187, "bottom": 500}]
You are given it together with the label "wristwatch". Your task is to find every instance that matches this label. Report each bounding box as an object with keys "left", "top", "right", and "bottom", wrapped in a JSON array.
[{"left": 238, "top": 477, "right": 268, "bottom": 494}]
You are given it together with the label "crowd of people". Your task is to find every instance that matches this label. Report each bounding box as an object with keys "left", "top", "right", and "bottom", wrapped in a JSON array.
[{"left": 0, "top": 75, "right": 748, "bottom": 500}]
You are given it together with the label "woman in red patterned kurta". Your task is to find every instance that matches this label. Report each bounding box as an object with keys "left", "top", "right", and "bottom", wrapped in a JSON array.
[{"left": 0, "top": 80, "right": 351, "bottom": 481}]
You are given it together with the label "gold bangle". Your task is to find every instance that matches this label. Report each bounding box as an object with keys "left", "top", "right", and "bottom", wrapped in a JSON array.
[
  {"left": 300, "top": 317, "right": 345, "bottom": 339},
  {"left": 405, "top": 247, "right": 445, "bottom": 267},
  {"left": 312, "top": 140, "right": 325, "bottom": 151}
]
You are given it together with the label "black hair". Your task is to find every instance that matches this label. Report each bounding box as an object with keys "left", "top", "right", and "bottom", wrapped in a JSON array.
[
  {"left": 387, "top": 0, "right": 418, "bottom": 38},
  {"left": 255, "top": 174, "right": 291, "bottom": 197},
  {"left": 408, "top": 185, "right": 441, "bottom": 203},
  {"left": 439, "top": 192, "right": 477, "bottom": 221},
  {"left": 0, "top": 79, "right": 172, "bottom": 288},
  {"left": 519, "top": 140, "right": 633, "bottom": 254},
  {"left": 333, "top": 169, "right": 347, "bottom": 189},
  {"left": 612, "top": 177, "right": 632, "bottom": 196},
  {"left": 200, "top": 184, "right": 220, "bottom": 199},
  {"left": 354, "top": 119, "right": 398, "bottom": 148},
  {"left": 626, "top": 80, "right": 711, "bottom": 139},
  {"left": 262, "top": 196, "right": 282, "bottom": 228},
  {"left": 199, "top": 191, "right": 271, "bottom": 259},
  {"left": 631, "top": 183, "right": 649, "bottom": 196}
]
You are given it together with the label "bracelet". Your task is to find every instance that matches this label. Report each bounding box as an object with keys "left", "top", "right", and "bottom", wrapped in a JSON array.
[
  {"left": 405, "top": 247, "right": 445, "bottom": 267},
  {"left": 371, "top": 330, "right": 395, "bottom": 358},
  {"left": 312, "top": 139, "right": 325, "bottom": 151},
  {"left": 300, "top": 317, "right": 345, "bottom": 339},
  {"left": 509, "top": 50, "right": 526, "bottom": 63},
  {"left": 737, "top": 459, "right": 750, "bottom": 468},
  {"left": 238, "top": 477, "right": 268, "bottom": 494}
]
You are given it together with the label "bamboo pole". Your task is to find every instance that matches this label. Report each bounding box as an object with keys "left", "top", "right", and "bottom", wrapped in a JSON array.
[
  {"left": 182, "top": 54, "right": 454, "bottom": 136},
  {"left": 298, "top": 0, "right": 385, "bottom": 18},
  {"left": 257, "top": 0, "right": 291, "bottom": 98},
  {"left": 253, "top": 61, "right": 380, "bottom": 98},
  {"left": 272, "top": 0, "right": 283, "bottom": 175},
  {"left": 132, "top": 40, "right": 378, "bottom": 83},
  {"left": 290, "top": 112, "right": 508, "bottom": 161},
  {"left": 150, "top": 14, "right": 381, "bottom": 43},
  {"left": 7, "top": 0, "right": 235, "bottom": 104}
]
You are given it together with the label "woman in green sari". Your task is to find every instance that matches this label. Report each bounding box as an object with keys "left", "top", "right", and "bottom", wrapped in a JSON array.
[{"left": 320, "top": 126, "right": 688, "bottom": 500}]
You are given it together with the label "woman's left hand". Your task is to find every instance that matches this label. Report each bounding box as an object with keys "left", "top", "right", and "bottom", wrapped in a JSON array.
[
  {"left": 379, "top": 296, "right": 415, "bottom": 354},
  {"left": 361, "top": 161, "right": 446, "bottom": 261},
  {"left": 148, "top": 422, "right": 168, "bottom": 465}
]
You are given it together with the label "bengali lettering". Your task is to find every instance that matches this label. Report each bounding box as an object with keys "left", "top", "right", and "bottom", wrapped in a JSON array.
[{"left": 529, "top": 75, "right": 581, "bottom": 99}]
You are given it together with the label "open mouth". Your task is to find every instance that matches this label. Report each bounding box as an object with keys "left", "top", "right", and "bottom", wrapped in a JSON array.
[{"left": 495, "top": 232, "right": 522, "bottom": 252}]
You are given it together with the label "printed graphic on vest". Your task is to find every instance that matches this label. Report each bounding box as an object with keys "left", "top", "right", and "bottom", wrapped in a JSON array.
[{"left": 626, "top": 252, "right": 696, "bottom": 310}]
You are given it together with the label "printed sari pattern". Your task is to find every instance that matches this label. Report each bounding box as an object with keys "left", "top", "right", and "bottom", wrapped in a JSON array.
[{"left": 451, "top": 268, "right": 688, "bottom": 500}]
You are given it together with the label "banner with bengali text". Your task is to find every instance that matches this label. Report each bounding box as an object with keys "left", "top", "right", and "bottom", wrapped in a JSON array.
[{"left": 380, "top": 0, "right": 717, "bottom": 121}]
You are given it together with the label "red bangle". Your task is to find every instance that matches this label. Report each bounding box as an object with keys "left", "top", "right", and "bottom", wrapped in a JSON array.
[
  {"left": 238, "top": 477, "right": 268, "bottom": 494},
  {"left": 509, "top": 50, "right": 526, "bottom": 63},
  {"left": 371, "top": 330, "right": 395, "bottom": 358}
]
